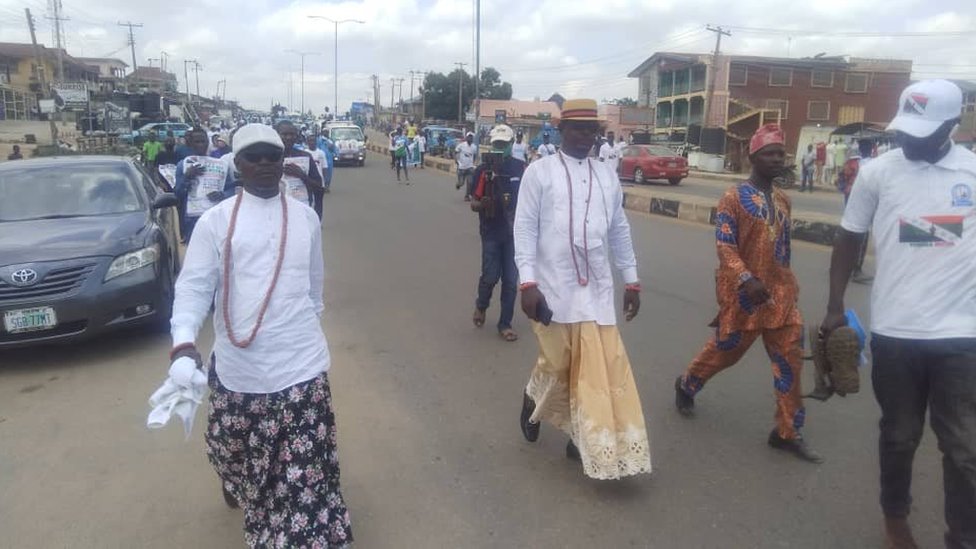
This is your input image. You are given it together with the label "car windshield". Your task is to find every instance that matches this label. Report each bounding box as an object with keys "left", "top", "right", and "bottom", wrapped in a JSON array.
[
  {"left": 137, "top": 123, "right": 159, "bottom": 132},
  {"left": 330, "top": 128, "right": 364, "bottom": 141},
  {"left": 0, "top": 163, "right": 144, "bottom": 222},
  {"left": 644, "top": 146, "right": 678, "bottom": 157}
]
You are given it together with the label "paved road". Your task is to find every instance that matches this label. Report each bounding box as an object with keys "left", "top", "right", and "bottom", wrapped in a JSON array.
[
  {"left": 628, "top": 175, "right": 846, "bottom": 218},
  {"left": 0, "top": 153, "right": 944, "bottom": 548}
]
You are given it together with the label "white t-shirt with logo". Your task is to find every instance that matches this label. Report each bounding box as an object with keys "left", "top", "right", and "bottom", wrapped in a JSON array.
[
  {"left": 537, "top": 143, "right": 557, "bottom": 157},
  {"left": 456, "top": 142, "right": 478, "bottom": 170},
  {"left": 841, "top": 145, "right": 976, "bottom": 339}
]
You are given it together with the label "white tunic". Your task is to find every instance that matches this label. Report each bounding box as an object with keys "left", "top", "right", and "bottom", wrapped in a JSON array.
[
  {"left": 171, "top": 190, "right": 328, "bottom": 393},
  {"left": 514, "top": 151, "right": 639, "bottom": 326}
]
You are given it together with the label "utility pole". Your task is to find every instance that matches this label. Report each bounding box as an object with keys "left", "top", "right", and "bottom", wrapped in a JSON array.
[
  {"left": 454, "top": 62, "right": 467, "bottom": 123},
  {"left": 147, "top": 58, "right": 159, "bottom": 68},
  {"left": 191, "top": 61, "right": 202, "bottom": 99},
  {"left": 474, "top": 0, "right": 481, "bottom": 139},
  {"left": 117, "top": 21, "right": 143, "bottom": 72},
  {"left": 396, "top": 78, "right": 404, "bottom": 109},
  {"left": 46, "top": 0, "right": 69, "bottom": 83},
  {"left": 26, "top": 8, "right": 57, "bottom": 144},
  {"left": 183, "top": 59, "right": 196, "bottom": 106},
  {"left": 160, "top": 51, "right": 170, "bottom": 72},
  {"left": 703, "top": 25, "right": 731, "bottom": 130},
  {"left": 371, "top": 74, "right": 380, "bottom": 112}
]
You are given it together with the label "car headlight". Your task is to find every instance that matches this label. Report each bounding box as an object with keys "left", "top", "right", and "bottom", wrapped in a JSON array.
[{"left": 104, "top": 245, "right": 158, "bottom": 281}]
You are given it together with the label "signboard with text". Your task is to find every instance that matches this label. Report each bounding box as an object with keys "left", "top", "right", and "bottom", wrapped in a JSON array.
[{"left": 52, "top": 82, "right": 89, "bottom": 111}]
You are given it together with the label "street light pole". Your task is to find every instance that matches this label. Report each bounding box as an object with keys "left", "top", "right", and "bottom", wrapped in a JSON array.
[
  {"left": 285, "top": 49, "right": 320, "bottom": 116},
  {"left": 308, "top": 16, "right": 365, "bottom": 120}
]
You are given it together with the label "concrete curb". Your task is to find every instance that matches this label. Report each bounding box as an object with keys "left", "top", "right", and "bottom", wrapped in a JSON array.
[
  {"left": 623, "top": 190, "right": 839, "bottom": 246},
  {"left": 364, "top": 145, "right": 840, "bottom": 246}
]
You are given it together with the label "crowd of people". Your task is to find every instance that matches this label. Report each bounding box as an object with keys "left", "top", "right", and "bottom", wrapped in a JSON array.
[{"left": 143, "top": 80, "right": 976, "bottom": 549}]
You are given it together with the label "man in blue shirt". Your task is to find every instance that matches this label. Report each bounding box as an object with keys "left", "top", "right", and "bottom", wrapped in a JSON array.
[
  {"left": 470, "top": 125, "right": 525, "bottom": 342},
  {"left": 316, "top": 128, "right": 336, "bottom": 194}
]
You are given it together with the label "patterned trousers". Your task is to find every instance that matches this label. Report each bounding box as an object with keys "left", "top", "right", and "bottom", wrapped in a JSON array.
[{"left": 680, "top": 324, "right": 806, "bottom": 440}]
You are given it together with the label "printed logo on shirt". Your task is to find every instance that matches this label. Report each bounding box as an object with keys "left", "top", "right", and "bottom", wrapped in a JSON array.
[
  {"left": 903, "top": 93, "right": 929, "bottom": 115},
  {"left": 951, "top": 184, "right": 973, "bottom": 207},
  {"left": 898, "top": 215, "right": 964, "bottom": 247}
]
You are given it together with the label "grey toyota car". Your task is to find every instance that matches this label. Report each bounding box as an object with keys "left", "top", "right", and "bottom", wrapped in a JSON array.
[{"left": 0, "top": 156, "right": 181, "bottom": 348}]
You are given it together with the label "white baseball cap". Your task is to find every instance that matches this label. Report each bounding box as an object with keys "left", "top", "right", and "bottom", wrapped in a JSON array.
[
  {"left": 887, "top": 79, "right": 963, "bottom": 138},
  {"left": 232, "top": 123, "right": 284, "bottom": 154},
  {"left": 489, "top": 124, "right": 515, "bottom": 143}
]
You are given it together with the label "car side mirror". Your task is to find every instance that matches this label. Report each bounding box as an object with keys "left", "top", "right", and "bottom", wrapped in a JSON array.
[{"left": 152, "top": 193, "right": 178, "bottom": 210}]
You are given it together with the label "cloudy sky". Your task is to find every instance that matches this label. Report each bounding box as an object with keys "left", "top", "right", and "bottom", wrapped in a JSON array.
[{"left": 1, "top": 0, "right": 974, "bottom": 112}]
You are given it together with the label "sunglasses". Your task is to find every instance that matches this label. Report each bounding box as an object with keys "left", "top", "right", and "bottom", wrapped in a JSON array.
[{"left": 242, "top": 150, "right": 283, "bottom": 163}]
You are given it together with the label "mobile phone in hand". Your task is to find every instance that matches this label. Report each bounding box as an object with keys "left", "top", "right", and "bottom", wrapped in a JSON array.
[{"left": 536, "top": 301, "right": 553, "bottom": 326}]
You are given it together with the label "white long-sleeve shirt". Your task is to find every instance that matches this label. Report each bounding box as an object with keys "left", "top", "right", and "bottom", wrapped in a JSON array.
[
  {"left": 514, "top": 151, "right": 639, "bottom": 326},
  {"left": 171, "top": 190, "right": 329, "bottom": 394}
]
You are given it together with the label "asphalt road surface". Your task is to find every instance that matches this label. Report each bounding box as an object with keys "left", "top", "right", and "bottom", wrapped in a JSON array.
[
  {"left": 0, "top": 153, "right": 945, "bottom": 548},
  {"left": 627, "top": 175, "right": 846, "bottom": 218}
]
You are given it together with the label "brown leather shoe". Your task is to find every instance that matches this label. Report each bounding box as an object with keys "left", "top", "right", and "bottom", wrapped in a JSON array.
[{"left": 884, "top": 517, "right": 918, "bottom": 549}]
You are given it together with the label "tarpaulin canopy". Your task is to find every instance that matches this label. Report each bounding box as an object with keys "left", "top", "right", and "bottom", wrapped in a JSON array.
[{"left": 830, "top": 122, "right": 887, "bottom": 138}]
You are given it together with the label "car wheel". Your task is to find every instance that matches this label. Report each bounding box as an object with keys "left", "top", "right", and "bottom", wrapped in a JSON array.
[
  {"left": 152, "top": 260, "right": 176, "bottom": 333},
  {"left": 359, "top": 159, "right": 365, "bottom": 167},
  {"left": 668, "top": 177, "right": 682, "bottom": 186},
  {"left": 634, "top": 168, "right": 644, "bottom": 184}
]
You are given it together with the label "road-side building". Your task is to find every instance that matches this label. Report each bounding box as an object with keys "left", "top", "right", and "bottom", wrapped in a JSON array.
[
  {"left": 628, "top": 52, "right": 912, "bottom": 171},
  {"left": 598, "top": 103, "right": 655, "bottom": 143},
  {"left": 0, "top": 42, "right": 100, "bottom": 120},
  {"left": 76, "top": 57, "right": 128, "bottom": 95},
  {"left": 125, "top": 67, "right": 178, "bottom": 94},
  {"left": 951, "top": 80, "right": 976, "bottom": 148},
  {"left": 475, "top": 99, "right": 561, "bottom": 142}
]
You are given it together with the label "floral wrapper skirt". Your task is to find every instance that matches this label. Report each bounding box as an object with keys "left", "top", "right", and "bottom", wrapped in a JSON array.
[{"left": 206, "top": 365, "right": 353, "bottom": 548}]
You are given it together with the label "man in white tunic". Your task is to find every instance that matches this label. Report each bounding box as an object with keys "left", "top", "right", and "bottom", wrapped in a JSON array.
[
  {"left": 514, "top": 99, "right": 651, "bottom": 480},
  {"left": 169, "top": 123, "right": 352, "bottom": 547}
]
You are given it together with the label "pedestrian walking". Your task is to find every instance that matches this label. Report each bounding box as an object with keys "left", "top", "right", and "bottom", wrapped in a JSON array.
[
  {"left": 599, "top": 131, "right": 622, "bottom": 173},
  {"left": 536, "top": 133, "right": 556, "bottom": 158},
  {"left": 317, "top": 128, "right": 336, "bottom": 194},
  {"left": 174, "top": 128, "right": 233, "bottom": 243},
  {"left": 392, "top": 127, "right": 409, "bottom": 183},
  {"left": 814, "top": 140, "right": 827, "bottom": 186},
  {"left": 306, "top": 134, "right": 328, "bottom": 212},
  {"left": 820, "top": 80, "right": 976, "bottom": 549},
  {"left": 456, "top": 132, "right": 478, "bottom": 200},
  {"left": 800, "top": 144, "right": 816, "bottom": 192},
  {"left": 674, "top": 123, "right": 823, "bottom": 464},
  {"left": 169, "top": 123, "right": 353, "bottom": 548},
  {"left": 470, "top": 125, "right": 524, "bottom": 342},
  {"left": 510, "top": 130, "right": 529, "bottom": 164},
  {"left": 142, "top": 131, "right": 163, "bottom": 169},
  {"left": 277, "top": 120, "right": 323, "bottom": 215},
  {"left": 513, "top": 99, "right": 651, "bottom": 479}
]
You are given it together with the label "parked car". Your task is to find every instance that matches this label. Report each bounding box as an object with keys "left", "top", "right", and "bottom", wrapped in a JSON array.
[
  {"left": 326, "top": 123, "right": 367, "bottom": 166},
  {"left": 0, "top": 156, "right": 181, "bottom": 348},
  {"left": 122, "top": 122, "right": 192, "bottom": 146},
  {"left": 618, "top": 144, "right": 689, "bottom": 185}
]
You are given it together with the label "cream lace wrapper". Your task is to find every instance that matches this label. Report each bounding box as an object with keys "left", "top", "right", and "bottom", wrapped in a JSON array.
[{"left": 527, "top": 321, "right": 652, "bottom": 480}]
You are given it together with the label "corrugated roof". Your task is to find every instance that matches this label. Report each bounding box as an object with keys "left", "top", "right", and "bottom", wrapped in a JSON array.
[
  {"left": 0, "top": 41, "right": 99, "bottom": 73},
  {"left": 478, "top": 99, "right": 560, "bottom": 119}
]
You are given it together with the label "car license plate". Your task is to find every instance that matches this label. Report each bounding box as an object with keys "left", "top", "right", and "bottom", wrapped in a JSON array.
[
  {"left": 3, "top": 307, "right": 58, "bottom": 334},
  {"left": 668, "top": 162, "right": 677, "bottom": 168}
]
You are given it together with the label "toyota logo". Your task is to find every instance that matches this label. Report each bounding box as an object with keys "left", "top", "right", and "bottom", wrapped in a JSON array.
[{"left": 10, "top": 268, "right": 39, "bottom": 286}]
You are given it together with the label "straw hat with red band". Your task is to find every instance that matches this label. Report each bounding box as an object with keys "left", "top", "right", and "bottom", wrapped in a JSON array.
[{"left": 555, "top": 98, "right": 606, "bottom": 125}]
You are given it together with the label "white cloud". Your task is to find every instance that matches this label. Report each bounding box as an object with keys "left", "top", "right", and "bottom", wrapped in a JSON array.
[{"left": 0, "top": 0, "right": 972, "bottom": 110}]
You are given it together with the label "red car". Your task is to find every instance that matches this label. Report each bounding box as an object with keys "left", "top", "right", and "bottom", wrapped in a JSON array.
[{"left": 619, "top": 145, "right": 688, "bottom": 185}]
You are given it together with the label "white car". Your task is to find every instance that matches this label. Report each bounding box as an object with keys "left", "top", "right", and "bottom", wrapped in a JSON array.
[{"left": 325, "top": 124, "right": 366, "bottom": 167}]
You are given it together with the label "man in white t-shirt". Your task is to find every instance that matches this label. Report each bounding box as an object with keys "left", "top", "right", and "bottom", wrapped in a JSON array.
[
  {"left": 510, "top": 130, "right": 529, "bottom": 164},
  {"left": 536, "top": 133, "right": 557, "bottom": 158},
  {"left": 821, "top": 80, "right": 976, "bottom": 549},
  {"left": 455, "top": 132, "right": 478, "bottom": 200},
  {"left": 415, "top": 133, "right": 427, "bottom": 168},
  {"left": 599, "top": 131, "right": 622, "bottom": 173}
]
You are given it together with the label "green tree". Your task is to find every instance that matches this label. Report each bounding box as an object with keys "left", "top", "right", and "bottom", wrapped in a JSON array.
[
  {"left": 608, "top": 97, "right": 638, "bottom": 107},
  {"left": 422, "top": 67, "right": 513, "bottom": 121}
]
